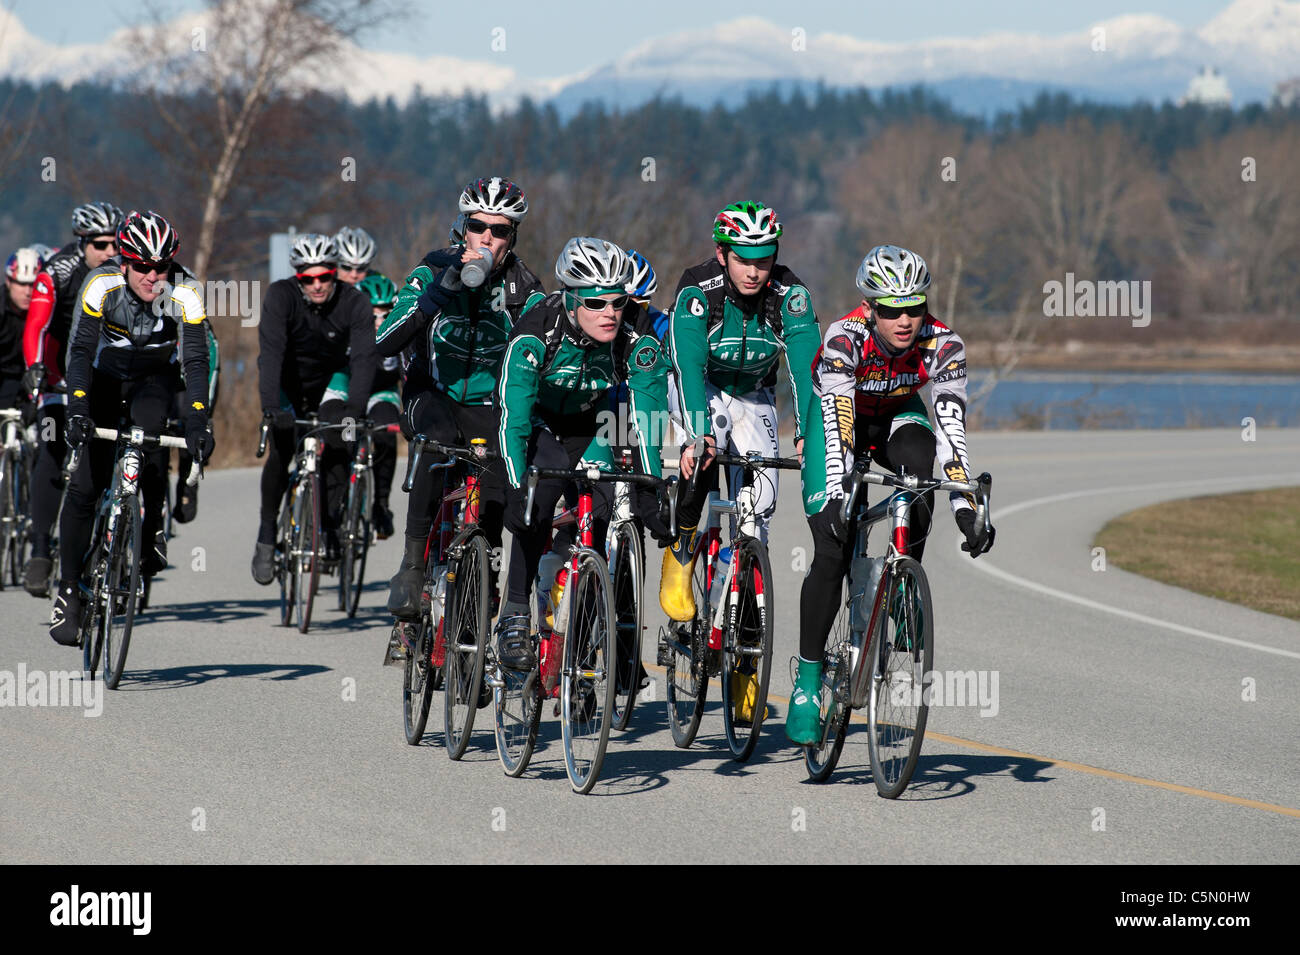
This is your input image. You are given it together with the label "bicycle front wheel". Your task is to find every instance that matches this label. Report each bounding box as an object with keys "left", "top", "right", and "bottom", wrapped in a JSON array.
[
  {"left": 804, "top": 596, "right": 852, "bottom": 782},
  {"left": 665, "top": 537, "right": 709, "bottom": 748},
  {"left": 443, "top": 533, "right": 490, "bottom": 760},
  {"left": 403, "top": 613, "right": 436, "bottom": 745},
  {"left": 721, "top": 538, "right": 774, "bottom": 762},
  {"left": 278, "top": 490, "right": 295, "bottom": 627},
  {"left": 0, "top": 451, "right": 14, "bottom": 587},
  {"left": 341, "top": 469, "right": 372, "bottom": 617},
  {"left": 493, "top": 663, "right": 542, "bottom": 777},
  {"left": 867, "top": 557, "right": 935, "bottom": 798},
  {"left": 608, "top": 520, "right": 643, "bottom": 731},
  {"left": 103, "top": 499, "right": 142, "bottom": 690},
  {"left": 561, "top": 549, "right": 616, "bottom": 794},
  {"left": 294, "top": 475, "right": 321, "bottom": 633}
]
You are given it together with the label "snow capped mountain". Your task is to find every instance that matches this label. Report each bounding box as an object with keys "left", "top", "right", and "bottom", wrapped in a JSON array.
[{"left": 2, "top": 1, "right": 1298, "bottom": 114}]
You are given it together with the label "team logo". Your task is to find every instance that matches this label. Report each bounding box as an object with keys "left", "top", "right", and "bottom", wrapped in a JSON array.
[
  {"left": 634, "top": 343, "right": 658, "bottom": 370},
  {"left": 687, "top": 297, "right": 706, "bottom": 317},
  {"left": 786, "top": 288, "right": 808, "bottom": 316},
  {"left": 699, "top": 276, "right": 723, "bottom": 293}
]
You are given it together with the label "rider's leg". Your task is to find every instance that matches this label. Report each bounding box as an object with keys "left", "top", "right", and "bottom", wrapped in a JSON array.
[
  {"left": 880, "top": 420, "right": 937, "bottom": 562},
  {"left": 126, "top": 377, "right": 173, "bottom": 576}
]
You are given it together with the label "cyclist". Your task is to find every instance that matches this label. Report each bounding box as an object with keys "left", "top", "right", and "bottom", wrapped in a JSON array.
[
  {"left": 658, "top": 201, "right": 821, "bottom": 626},
  {"left": 788, "top": 244, "right": 996, "bottom": 744},
  {"left": 20, "top": 201, "right": 125, "bottom": 596},
  {"left": 377, "top": 176, "right": 544, "bottom": 622},
  {"left": 251, "top": 233, "right": 378, "bottom": 585},
  {"left": 49, "top": 210, "right": 214, "bottom": 646},
  {"left": 2, "top": 248, "right": 43, "bottom": 409},
  {"left": 169, "top": 263, "right": 220, "bottom": 526},
  {"left": 493, "top": 236, "right": 668, "bottom": 671},
  {"left": 334, "top": 226, "right": 379, "bottom": 286}
]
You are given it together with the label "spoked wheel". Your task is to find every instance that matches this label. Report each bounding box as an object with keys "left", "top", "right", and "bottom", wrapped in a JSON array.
[
  {"left": 277, "top": 492, "right": 295, "bottom": 628},
  {"left": 339, "top": 470, "right": 371, "bottom": 617},
  {"left": 294, "top": 476, "right": 321, "bottom": 633},
  {"left": 867, "top": 557, "right": 935, "bottom": 798},
  {"left": 561, "top": 550, "right": 616, "bottom": 794},
  {"left": 443, "top": 534, "right": 490, "bottom": 760},
  {"left": 721, "top": 538, "right": 774, "bottom": 762},
  {"left": 493, "top": 662, "right": 542, "bottom": 777},
  {"left": 805, "top": 596, "right": 853, "bottom": 782},
  {"left": 103, "top": 501, "right": 142, "bottom": 690},
  {"left": 403, "top": 613, "right": 437, "bottom": 745},
  {"left": 665, "top": 538, "right": 709, "bottom": 748},
  {"left": 608, "top": 520, "right": 644, "bottom": 731},
  {"left": 0, "top": 452, "right": 14, "bottom": 587}
]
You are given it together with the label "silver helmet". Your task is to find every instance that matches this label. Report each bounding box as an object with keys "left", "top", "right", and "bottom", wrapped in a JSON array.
[
  {"left": 333, "top": 226, "right": 376, "bottom": 269},
  {"left": 855, "top": 245, "right": 931, "bottom": 304},
  {"left": 289, "top": 233, "right": 338, "bottom": 270},
  {"left": 555, "top": 236, "right": 631, "bottom": 290}
]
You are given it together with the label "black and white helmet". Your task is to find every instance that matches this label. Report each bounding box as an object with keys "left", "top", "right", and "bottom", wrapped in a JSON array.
[
  {"left": 333, "top": 226, "right": 376, "bottom": 269},
  {"left": 72, "top": 201, "right": 124, "bottom": 238},
  {"left": 289, "top": 233, "right": 338, "bottom": 270},
  {"left": 555, "top": 237, "right": 631, "bottom": 291},
  {"left": 458, "top": 176, "right": 528, "bottom": 222},
  {"left": 855, "top": 245, "right": 931, "bottom": 304},
  {"left": 117, "top": 210, "right": 180, "bottom": 264}
]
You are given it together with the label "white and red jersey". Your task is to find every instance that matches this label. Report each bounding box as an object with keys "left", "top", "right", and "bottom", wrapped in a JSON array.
[{"left": 811, "top": 307, "right": 974, "bottom": 514}]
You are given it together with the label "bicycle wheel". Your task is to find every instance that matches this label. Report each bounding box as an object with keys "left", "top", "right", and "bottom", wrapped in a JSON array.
[
  {"left": 493, "top": 662, "right": 542, "bottom": 777},
  {"left": 561, "top": 549, "right": 616, "bottom": 794},
  {"left": 0, "top": 451, "right": 14, "bottom": 588},
  {"left": 103, "top": 498, "right": 142, "bottom": 690},
  {"left": 804, "top": 597, "right": 852, "bottom": 782},
  {"left": 665, "top": 536, "right": 709, "bottom": 748},
  {"left": 403, "top": 612, "right": 436, "bottom": 745},
  {"left": 343, "top": 469, "right": 372, "bottom": 617},
  {"left": 608, "top": 519, "right": 643, "bottom": 731},
  {"left": 294, "top": 475, "right": 321, "bottom": 633},
  {"left": 443, "top": 533, "right": 490, "bottom": 760},
  {"left": 278, "top": 490, "right": 296, "bottom": 627},
  {"left": 867, "top": 557, "right": 935, "bottom": 798},
  {"left": 721, "top": 538, "right": 774, "bottom": 761}
]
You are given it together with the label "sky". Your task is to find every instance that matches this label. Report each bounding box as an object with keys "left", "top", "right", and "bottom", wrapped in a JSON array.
[{"left": 16, "top": 0, "right": 1236, "bottom": 79}]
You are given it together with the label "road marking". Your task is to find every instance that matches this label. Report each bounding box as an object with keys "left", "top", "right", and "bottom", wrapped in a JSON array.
[{"left": 965, "top": 472, "right": 1300, "bottom": 660}]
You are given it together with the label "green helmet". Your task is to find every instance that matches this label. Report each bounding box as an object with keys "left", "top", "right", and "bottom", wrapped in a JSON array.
[
  {"left": 712, "top": 201, "right": 782, "bottom": 259},
  {"left": 358, "top": 273, "right": 397, "bottom": 308}
]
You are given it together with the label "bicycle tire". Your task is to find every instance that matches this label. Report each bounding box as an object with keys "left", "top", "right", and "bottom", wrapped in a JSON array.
[
  {"left": 403, "top": 612, "right": 437, "bottom": 745},
  {"left": 665, "top": 536, "right": 709, "bottom": 748},
  {"left": 103, "top": 498, "right": 142, "bottom": 690},
  {"left": 561, "top": 548, "right": 616, "bottom": 794},
  {"left": 344, "top": 469, "right": 372, "bottom": 618},
  {"left": 867, "top": 557, "right": 935, "bottom": 798},
  {"left": 278, "top": 488, "right": 295, "bottom": 627},
  {"left": 493, "top": 662, "right": 542, "bottom": 777},
  {"left": 609, "top": 519, "right": 644, "bottom": 731},
  {"left": 0, "top": 451, "right": 14, "bottom": 588},
  {"left": 443, "top": 533, "right": 490, "bottom": 760},
  {"left": 721, "top": 537, "right": 774, "bottom": 762},
  {"left": 295, "top": 474, "right": 321, "bottom": 633},
  {"left": 804, "top": 597, "right": 852, "bottom": 782}
]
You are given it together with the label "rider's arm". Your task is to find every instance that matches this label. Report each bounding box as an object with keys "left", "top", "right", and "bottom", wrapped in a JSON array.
[
  {"left": 496, "top": 331, "right": 545, "bottom": 489},
  {"left": 666, "top": 277, "right": 711, "bottom": 441},
  {"left": 625, "top": 316, "right": 668, "bottom": 478},
  {"left": 800, "top": 316, "right": 864, "bottom": 516},
  {"left": 375, "top": 262, "right": 435, "bottom": 357},
  {"left": 23, "top": 268, "right": 56, "bottom": 371},
  {"left": 65, "top": 270, "right": 123, "bottom": 415},
  {"left": 170, "top": 276, "right": 212, "bottom": 416},
  {"left": 257, "top": 281, "right": 291, "bottom": 413},
  {"left": 777, "top": 281, "right": 820, "bottom": 442},
  {"left": 344, "top": 288, "right": 378, "bottom": 418},
  {"left": 923, "top": 323, "right": 976, "bottom": 514}
]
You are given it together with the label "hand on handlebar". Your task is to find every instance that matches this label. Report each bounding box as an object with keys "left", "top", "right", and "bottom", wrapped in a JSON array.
[
  {"left": 956, "top": 508, "right": 995, "bottom": 558},
  {"left": 680, "top": 434, "right": 715, "bottom": 481}
]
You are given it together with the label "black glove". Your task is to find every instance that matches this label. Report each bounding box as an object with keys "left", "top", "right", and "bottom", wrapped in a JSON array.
[
  {"left": 186, "top": 412, "right": 215, "bottom": 464},
  {"left": 420, "top": 249, "right": 462, "bottom": 272},
  {"left": 416, "top": 271, "right": 455, "bottom": 317},
  {"left": 20, "top": 398, "right": 38, "bottom": 428},
  {"left": 956, "top": 508, "right": 995, "bottom": 557},
  {"left": 264, "top": 408, "right": 295, "bottom": 432},
  {"left": 21, "top": 362, "right": 46, "bottom": 395},
  {"left": 67, "top": 413, "right": 93, "bottom": 449},
  {"left": 809, "top": 500, "right": 848, "bottom": 545},
  {"left": 637, "top": 485, "right": 674, "bottom": 545}
]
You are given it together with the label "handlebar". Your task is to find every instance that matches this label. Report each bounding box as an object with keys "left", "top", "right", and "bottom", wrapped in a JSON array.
[
  {"left": 65, "top": 427, "right": 203, "bottom": 486},
  {"left": 402, "top": 436, "right": 495, "bottom": 494},
  {"left": 523, "top": 464, "right": 678, "bottom": 532},
  {"left": 839, "top": 463, "right": 993, "bottom": 539}
]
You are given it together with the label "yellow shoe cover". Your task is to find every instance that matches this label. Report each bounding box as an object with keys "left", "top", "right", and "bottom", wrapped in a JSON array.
[{"left": 659, "top": 528, "right": 699, "bottom": 622}]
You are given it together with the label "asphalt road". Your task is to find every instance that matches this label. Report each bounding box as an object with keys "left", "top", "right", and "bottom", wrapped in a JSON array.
[{"left": 2, "top": 428, "right": 1297, "bottom": 863}]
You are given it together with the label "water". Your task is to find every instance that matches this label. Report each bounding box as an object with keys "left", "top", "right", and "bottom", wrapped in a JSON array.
[{"left": 969, "top": 371, "right": 1300, "bottom": 429}]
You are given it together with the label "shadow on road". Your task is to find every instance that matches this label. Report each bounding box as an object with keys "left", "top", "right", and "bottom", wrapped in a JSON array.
[
  {"left": 801, "top": 750, "right": 1057, "bottom": 799},
  {"left": 135, "top": 591, "right": 396, "bottom": 634},
  {"left": 115, "top": 661, "right": 333, "bottom": 691}
]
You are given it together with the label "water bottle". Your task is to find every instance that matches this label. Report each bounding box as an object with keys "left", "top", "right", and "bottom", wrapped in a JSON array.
[
  {"left": 708, "top": 546, "right": 733, "bottom": 611},
  {"left": 430, "top": 567, "right": 449, "bottom": 665},
  {"left": 848, "top": 556, "right": 885, "bottom": 632},
  {"left": 536, "top": 551, "right": 564, "bottom": 629},
  {"left": 459, "top": 247, "right": 494, "bottom": 289},
  {"left": 550, "top": 567, "right": 571, "bottom": 637}
]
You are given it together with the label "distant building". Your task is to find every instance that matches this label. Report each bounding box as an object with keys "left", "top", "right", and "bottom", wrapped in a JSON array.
[
  {"left": 1273, "top": 77, "right": 1300, "bottom": 108},
  {"left": 1180, "top": 66, "right": 1232, "bottom": 107}
]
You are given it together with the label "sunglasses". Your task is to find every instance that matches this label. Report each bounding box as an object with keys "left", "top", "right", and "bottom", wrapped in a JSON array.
[
  {"left": 874, "top": 302, "right": 926, "bottom": 320},
  {"left": 89, "top": 239, "right": 118, "bottom": 251},
  {"left": 296, "top": 270, "right": 337, "bottom": 286},
  {"left": 128, "top": 260, "right": 172, "bottom": 275},
  {"left": 464, "top": 219, "right": 515, "bottom": 240},
  {"left": 578, "top": 294, "right": 629, "bottom": 312}
]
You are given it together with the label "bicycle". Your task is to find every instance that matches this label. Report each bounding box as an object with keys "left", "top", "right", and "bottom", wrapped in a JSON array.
[
  {"left": 803, "top": 462, "right": 992, "bottom": 797},
  {"left": 337, "top": 420, "right": 403, "bottom": 618},
  {"left": 658, "top": 450, "right": 801, "bottom": 761},
  {"left": 0, "top": 407, "right": 35, "bottom": 589},
  {"left": 394, "top": 436, "right": 494, "bottom": 758},
  {"left": 71, "top": 426, "right": 199, "bottom": 689},
  {"left": 491, "top": 463, "right": 671, "bottom": 793}
]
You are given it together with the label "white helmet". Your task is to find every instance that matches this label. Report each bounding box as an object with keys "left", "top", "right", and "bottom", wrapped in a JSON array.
[
  {"left": 6, "top": 247, "right": 42, "bottom": 283},
  {"left": 855, "top": 245, "right": 931, "bottom": 305},
  {"left": 71, "top": 201, "right": 124, "bottom": 238},
  {"left": 289, "top": 233, "right": 337, "bottom": 270},
  {"left": 333, "top": 226, "right": 376, "bottom": 269},
  {"left": 458, "top": 176, "right": 528, "bottom": 222},
  {"left": 555, "top": 237, "right": 631, "bottom": 291}
]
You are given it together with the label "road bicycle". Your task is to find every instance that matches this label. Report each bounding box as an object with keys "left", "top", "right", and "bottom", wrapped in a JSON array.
[
  {"left": 337, "top": 420, "right": 402, "bottom": 618},
  {"left": 395, "top": 436, "right": 494, "bottom": 759},
  {"left": 804, "top": 461, "right": 993, "bottom": 796},
  {"left": 491, "top": 463, "right": 671, "bottom": 793},
  {"left": 659, "top": 450, "right": 800, "bottom": 761},
  {"left": 0, "top": 408, "right": 35, "bottom": 589},
  {"left": 72, "top": 426, "right": 199, "bottom": 689}
]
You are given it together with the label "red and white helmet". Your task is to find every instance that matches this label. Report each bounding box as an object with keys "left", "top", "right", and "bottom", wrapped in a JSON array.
[
  {"left": 118, "top": 210, "right": 180, "bottom": 264},
  {"left": 6, "top": 247, "right": 43, "bottom": 283},
  {"left": 458, "top": 176, "right": 528, "bottom": 222}
]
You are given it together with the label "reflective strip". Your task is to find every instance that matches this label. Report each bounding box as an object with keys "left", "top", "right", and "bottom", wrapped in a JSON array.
[{"left": 80, "top": 272, "right": 125, "bottom": 317}]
